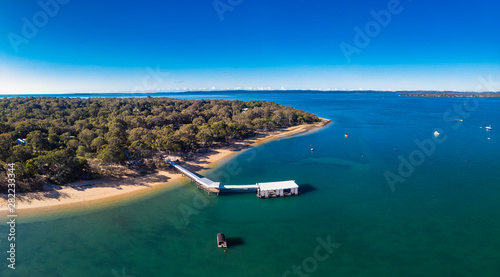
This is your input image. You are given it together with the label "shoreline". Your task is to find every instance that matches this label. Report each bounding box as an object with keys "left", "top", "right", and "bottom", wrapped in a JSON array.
[{"left": 0, "top": 119, "right": 331, "bottom": 219}]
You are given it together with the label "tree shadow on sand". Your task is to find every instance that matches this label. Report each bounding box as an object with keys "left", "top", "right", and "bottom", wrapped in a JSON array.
[
  {"left": 12, "top": 189, "right": 71, "bottom": 204},
  {"left": 68, "top": 172, "right": 173, "bottom": 191}
]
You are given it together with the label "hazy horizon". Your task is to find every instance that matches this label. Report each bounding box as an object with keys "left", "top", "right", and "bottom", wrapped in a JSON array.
[{"left": 1, "top": 88, "right": 500, "bottom": 96}]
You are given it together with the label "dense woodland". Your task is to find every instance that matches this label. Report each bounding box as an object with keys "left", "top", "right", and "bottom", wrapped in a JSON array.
[{"left": 0, "top": 97, "right": 320, "bottom": 192}]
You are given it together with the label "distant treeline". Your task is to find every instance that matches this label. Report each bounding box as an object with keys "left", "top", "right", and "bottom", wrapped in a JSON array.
[{"left": 0, "top": 97, "right": 319, "bottom": 192}]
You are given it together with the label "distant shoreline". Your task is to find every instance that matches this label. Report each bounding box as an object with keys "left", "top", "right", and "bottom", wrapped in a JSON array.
[
  {"left": 0, "top": 118, "right": 331, "bottom": 219},
  {"left": 1, "top": 90, "right": 499, "bottom": 98},
  {"left": 400, "top": 93, "right": 500, "bottom": 97}
]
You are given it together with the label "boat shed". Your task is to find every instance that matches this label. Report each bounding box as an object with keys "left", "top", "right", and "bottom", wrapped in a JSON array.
[
  {"left": 256, "top": 180, "right": 299, "bottom": 198},
  {"left": 217, "top": 233, "right": 227, "bottom": 248}
]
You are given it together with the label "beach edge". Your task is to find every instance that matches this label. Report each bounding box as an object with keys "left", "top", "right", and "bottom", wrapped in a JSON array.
[{"left": 0, "top": 119, "right": 331, "bottom": 219}]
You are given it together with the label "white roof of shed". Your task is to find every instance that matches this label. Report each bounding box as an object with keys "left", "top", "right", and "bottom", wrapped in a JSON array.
[{"left": 257, "top": 180, "right": 298, "bottom": 191}]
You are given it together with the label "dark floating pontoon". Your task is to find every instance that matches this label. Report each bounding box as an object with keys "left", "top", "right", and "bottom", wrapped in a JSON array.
[{"left": 217, "top": 233, "right": 227, "bottom": 248}]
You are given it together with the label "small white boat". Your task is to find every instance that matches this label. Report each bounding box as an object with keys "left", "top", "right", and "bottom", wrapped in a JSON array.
[
  {"left": 485, "top": 125, "right": 492, "bottom": 131},
  {"left": 434, "top": 131, "right": 440, "bottom": 137}
]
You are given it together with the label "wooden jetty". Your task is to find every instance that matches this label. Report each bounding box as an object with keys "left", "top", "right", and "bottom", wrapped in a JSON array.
[
  {"left": 167, "top": 160, "right": 220, "bottom": 195},
  {"left": 219, "top": 184, "right": 258, "bottom": 192},
  {"left": 168, "top": 160, "right": 299, "bottom": 198}
]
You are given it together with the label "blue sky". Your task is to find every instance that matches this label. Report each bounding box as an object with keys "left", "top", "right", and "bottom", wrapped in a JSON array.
[{"left": 1, "top": 0, "right": 499, "bottom": 94}]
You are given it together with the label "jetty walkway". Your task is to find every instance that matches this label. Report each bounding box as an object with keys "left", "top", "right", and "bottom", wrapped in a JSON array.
[{"left": 167, "top": 160, "right": 299, "bottom": 198}]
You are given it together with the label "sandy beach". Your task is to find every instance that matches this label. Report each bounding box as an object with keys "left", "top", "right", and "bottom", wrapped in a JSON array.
[{"left": 0, "top": 119, "right": 330, "bottom": 218}]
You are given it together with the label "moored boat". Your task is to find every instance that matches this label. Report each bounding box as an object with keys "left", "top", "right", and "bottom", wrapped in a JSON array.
[{"left": 217, "top": 233, "right": 227, "bottom": 248}]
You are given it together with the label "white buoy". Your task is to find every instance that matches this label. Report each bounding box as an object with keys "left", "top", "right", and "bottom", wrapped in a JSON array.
[{"left": 434, "top": 131, "right": 440, "bottom": 137}]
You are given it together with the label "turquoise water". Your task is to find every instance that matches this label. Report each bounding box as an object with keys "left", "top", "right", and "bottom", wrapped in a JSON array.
[{"left": 1, "top": 92, "right": 500, "bottom": 277}]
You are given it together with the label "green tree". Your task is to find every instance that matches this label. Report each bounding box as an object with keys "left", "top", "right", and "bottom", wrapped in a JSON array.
[
  {"left": 78, "top": 129, "right": 95, "bottom": 148},
  {"left": 26, "top": 130, "right": 49, "bottom": 152},
  {"left": 97, "top": 145, "right": 126, "bottom": 164},
  {"left": 76, "top": 145, "right": 88, "bottom": 157},
  {"left": 8, "top": 145, "right": 32, "bottom": 163},
  {"left": 0, "top": 134, "right": 14, "bottom": 160},
  {"left": 33, "top": 149, "right": 90, "bottom": 185},
  {"left": 152, "top": 126, "right": 174, "bottom": 151},
  {"left": 196, "top": 124, "right": 214, "bottom": 147},
  {"left": 0, "top": 122, "right": 11, "bottom": 133},
  {"left": 67, "top": 139, "right": 80, "bottom": 150},
  {"left": 227, "top": 123, "right": 248, "bottom": 139},
  {"left": 176, "top": 124, "right": 198, "bottom": 150},
  {"left": 211, "top": 121, "right": 227, "bottom": 142},
  {"left": 91, "top": 136, "right": 106, "bottom": 152},
  {"left": 48, "top": 133, "right": 60, "bottom": 149},
  {"left": 13, "top": 121, "right": 35, "bottom": 138},
  {"left": 192, "top": 116, "right": 206, "bottom": 126}
]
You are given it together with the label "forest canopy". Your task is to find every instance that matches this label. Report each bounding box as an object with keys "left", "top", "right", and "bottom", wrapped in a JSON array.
[{"left": 0, "top": 97, "right": 320, "bottom": 192}]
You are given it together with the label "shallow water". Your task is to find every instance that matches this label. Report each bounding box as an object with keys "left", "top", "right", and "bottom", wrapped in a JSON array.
[{"left": 1, "top": 92, "right": 499, "bottom": 277}]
